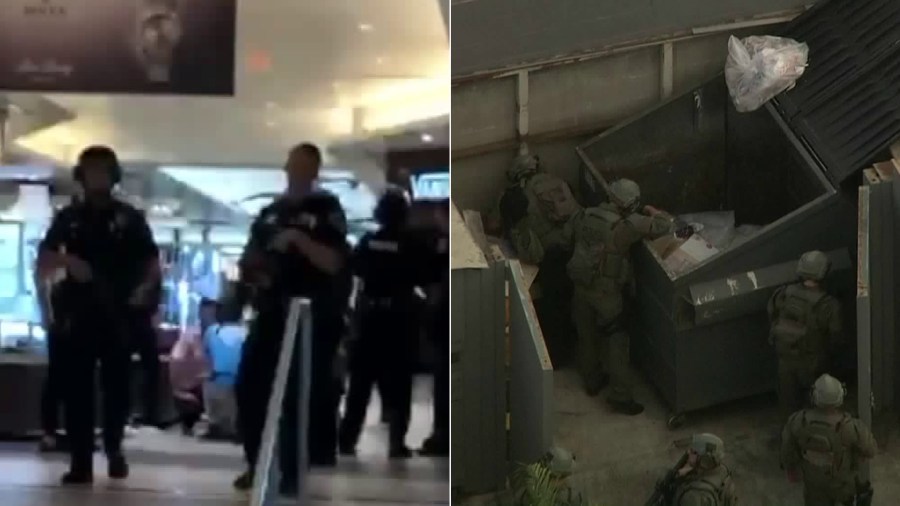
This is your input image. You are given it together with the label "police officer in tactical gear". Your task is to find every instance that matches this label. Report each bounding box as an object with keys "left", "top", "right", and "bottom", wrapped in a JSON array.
[
  {"left": 498, "top": 153, "right": 581, "bottom": 365},
  {"left": 233, "top": 143, "right": 350, "bottom": 496},
  {"left": 665, "top": 433, "right": 737, "bottom": 506},
  {"left": 37, "top": 145, "right": 161, "bottom": 485},
  {"left": 768, "top": 251, "right": 842, "bottom": 416},
  {"left": 338, "top": 187, "right": 420, "bottom": 459},
  {"left": 567, "top": 178, "right": 675, "bottom": 415},
  {"left": 781, "top": 374, "right": 876, "bottom": 506},
  {"left": 420, "top": 200, "right": 450, "bottom": 457}
]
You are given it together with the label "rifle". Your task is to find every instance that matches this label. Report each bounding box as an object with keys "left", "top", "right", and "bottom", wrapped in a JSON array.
[{"left": 645, "top": 453, "right": 689, "bottom": 506}]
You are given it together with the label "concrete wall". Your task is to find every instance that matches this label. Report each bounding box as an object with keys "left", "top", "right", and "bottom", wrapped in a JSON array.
[
  {"left": 451, "top": 25, "right": 791, "bottom": 213},
  {"left": 451, "top": 0, "right": 810, "bottom": 76}
]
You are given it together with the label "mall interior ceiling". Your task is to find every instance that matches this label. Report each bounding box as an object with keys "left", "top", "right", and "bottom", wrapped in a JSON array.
[{"left": 0, "top": 0, "right": 449, "bottom": 221}]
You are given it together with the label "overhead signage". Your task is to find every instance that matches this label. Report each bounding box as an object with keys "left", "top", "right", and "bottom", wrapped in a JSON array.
[
  {"left": 0, "top": 0, "right": 236, "bottom": 95},
  {"left": 410, "top": 171, "right": 449, "bottom": 200}
]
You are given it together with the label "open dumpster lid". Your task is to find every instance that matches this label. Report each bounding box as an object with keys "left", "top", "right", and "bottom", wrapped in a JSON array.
[{"left": 773, "top": 0, "right": 900, "bottom": 185}]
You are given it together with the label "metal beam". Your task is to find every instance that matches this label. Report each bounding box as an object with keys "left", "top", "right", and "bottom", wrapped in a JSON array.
[
  {"left": 451, "top": 8, "right": 805, "bottom": 84},
  {"left": 857, "top": 185, "right": 872, "bottom": 483},
  {"left": 516, "top": 70, "right": 530, "bottom": 140}
]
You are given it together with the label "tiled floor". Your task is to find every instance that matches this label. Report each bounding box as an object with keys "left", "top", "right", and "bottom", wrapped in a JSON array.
[{"left": 0, "top": 377, "right": 449, "bottom": 505}]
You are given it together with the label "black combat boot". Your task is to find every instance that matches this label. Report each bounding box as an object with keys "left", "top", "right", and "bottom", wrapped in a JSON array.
[{"left": 608, "top": 399, "right": 645, "bottom": 416}]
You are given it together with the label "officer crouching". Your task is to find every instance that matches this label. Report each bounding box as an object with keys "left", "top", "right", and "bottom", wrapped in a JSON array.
[
  {"left": 37, "top": 146, "right": 161, "bottom": 485},
  {"left": 649, "top": 433, "right": 737, "bottom": 506},
  {"left": 232, "top": 143, "right": 350, "bottom": 496},
  {"left": 339, "top": 188, "right": 420, "bottom": 459}
]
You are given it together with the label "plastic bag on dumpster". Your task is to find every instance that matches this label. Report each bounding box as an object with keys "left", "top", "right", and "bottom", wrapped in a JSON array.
[{"left": 725, "top": 35, "right": 809, "bottom": 113}]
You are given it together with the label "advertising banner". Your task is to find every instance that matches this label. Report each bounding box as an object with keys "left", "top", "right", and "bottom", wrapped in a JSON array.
[{"left": 0, "top": 0, "right": 236, "bottom": 96}]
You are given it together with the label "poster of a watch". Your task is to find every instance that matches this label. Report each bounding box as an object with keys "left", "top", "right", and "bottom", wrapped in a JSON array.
[{"left": 133, "top": 0, "right": 183, "bottom": 83}]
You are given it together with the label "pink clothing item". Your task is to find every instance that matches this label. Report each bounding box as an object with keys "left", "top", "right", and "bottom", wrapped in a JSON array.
[{"left": 169, "top": 330, "right": 209, "bottom": 398}]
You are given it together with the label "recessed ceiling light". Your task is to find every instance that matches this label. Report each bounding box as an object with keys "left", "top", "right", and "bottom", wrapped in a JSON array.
[
  {"left": 376, "top": 57, "right": 385, "bottom": 65},
  {"left": 358, "top": 23, "right": 374, "bottom": 32},
  {"left": 421, "top": 133, "right": 434, "bottom": 143}
]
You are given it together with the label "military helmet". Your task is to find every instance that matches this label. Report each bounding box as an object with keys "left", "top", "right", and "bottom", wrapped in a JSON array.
[
  {"left": 542, "top": 446, "right": 576, "bottom": 477},
  {"left": 506, "top": 154, "right": 540, "bottom": 182},
  {"left": 690, "top": 433, "right": 725, "bottom": 469},
  {"left": 812, "top": 373, "right": 845, "bottom": 408},
  {"left": 797, "top": 250, "right": 830, "bottom": 281},
  {"left": 607, "top": 179, "right": 641, "bottom": 211}
]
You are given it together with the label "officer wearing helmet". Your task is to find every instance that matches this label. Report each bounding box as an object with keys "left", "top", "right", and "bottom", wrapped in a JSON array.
[
  {"left": 768, "top": 251, "right": 843, "bottom": 416},
  {"left": 667, "top": 433, "right": 737, "bottom": 506},
  {"left": 567, "top": 178, "right": 677, "bottom": 414},
  {"left": 497, "top": 153, "right": 582, "bottom": 364},
  {"left": 338, "top": 187, "right": 420, "bottom": 459},
  {"left": 781, "top": 374, "right": 876, "bottom": 506},
  {"left": 519, "top": 447, "right": 585, "bottom": 506},
  {"left": 37, "top": 146, "right": 161, "bottom": 484}
]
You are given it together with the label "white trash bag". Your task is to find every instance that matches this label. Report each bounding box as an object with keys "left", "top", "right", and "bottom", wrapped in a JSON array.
[{"left": 725, "top": 35, "right": 809, "bottom": 113}]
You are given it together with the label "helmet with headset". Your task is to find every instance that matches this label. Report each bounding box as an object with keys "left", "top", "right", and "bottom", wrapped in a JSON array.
[
  {"left": 72, "top": 145, "right": 123, "bottom": 186},
  {"left": 811, "top": 373, "right": 847, "bottom": 408},
  {"left": 690, "top": 433, "right": 725, "bottom": 470}
]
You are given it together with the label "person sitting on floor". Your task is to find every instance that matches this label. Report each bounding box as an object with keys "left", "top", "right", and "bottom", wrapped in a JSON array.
[
  {"left": 201, "top": 301, "right": 245, "bottom": 441},
  {"left": 169, "top": 326, "right": 209, "bottom": 436}
]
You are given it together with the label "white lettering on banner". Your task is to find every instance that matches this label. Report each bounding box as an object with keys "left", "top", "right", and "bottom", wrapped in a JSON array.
[
  {"left": 16, "top": 59, "right": 74, "bottom": 78},
  {"left": 410, "top": 173, "right": 449, "bottom": 200}
]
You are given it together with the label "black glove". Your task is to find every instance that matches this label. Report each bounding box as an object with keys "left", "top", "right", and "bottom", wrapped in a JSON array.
[
  {"left": 674, "top": 219, "right": 694, "bottom": 239},
  {"left": 499, "top": 185, "right": 529, "bottom": 229}
]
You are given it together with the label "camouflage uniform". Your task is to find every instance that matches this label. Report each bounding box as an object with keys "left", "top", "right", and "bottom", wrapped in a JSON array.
[
  {"left": 781, "top": 374, "right": 876, "bottom": 506},
  {"left": 672, "top": 434, "right": 737, "bottom": 506},
  {"left": 499, "top": 154, "right": 581, "bottom": 365},
  {"left": 567, "top": 179, "right": 673, "bottom": 412},
  {"left": 768, "top": 251, "right": 842, "bottom": 416}
]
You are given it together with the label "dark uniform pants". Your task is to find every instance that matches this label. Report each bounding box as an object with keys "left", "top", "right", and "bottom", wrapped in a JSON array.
[
  {"left": 777, "top": 353, "right": 826, "bottom": 417},
  {"left": 339, "top": 304, "right": 414, "bottom": 451},
  {"left": 129, "top": 311, "right": 159, "bottom": 424},
  {"left": 41, "top": 327, "right": 63, "bottom": 435},
  {"left": 59, "top": 315, "right": 131, "bottom": 472},
  {"left": 236, "top": 306, "right": 340, "bottom": 483},
  {"left": 429, "top": 297, "right": 449, "bottom": 443}
]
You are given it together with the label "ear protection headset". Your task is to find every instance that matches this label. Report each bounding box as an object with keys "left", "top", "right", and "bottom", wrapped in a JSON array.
[
  {"left": 73, "top": 145, "right": 123, "bottom": 186},
  {"left": 697, "top": 443, "right": 718, "bottom": 469}
]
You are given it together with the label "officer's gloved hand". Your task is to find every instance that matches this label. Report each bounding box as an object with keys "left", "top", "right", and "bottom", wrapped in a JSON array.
[
  {"left": 500, "top": 186, "right": 529, "bottom": 230},
  {"left": 673, "top": 219, "right": 694, "bottom": 240}
]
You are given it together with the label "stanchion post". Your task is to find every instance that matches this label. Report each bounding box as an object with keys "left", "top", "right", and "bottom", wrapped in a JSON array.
[
  {"left": 250, "top": 298, "right": 304, "bottom": 506},
  {"left": 296, "top": 299, "right": 312, "bottom": 504}
]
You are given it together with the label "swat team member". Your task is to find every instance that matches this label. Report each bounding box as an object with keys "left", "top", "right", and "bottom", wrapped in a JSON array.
[
  {"left": 498, "top": 153, "right": 581, "bottom": 365},
  {"left": 781, "top": 374, "right": 876, "bottom": 506},
  {"left": 768, "top": 251, "right": 842, "bottom": 416},
  {"left": 339, "top": 188, "right": 419, "bottom": 459},
  {"left": 37, "top": 146, "right": 160, "bottom": 484},
  {"left": 659, "top": 433, "right": 737, "bottom": 506},
  {"left": 567, "top": 179, "right": 679, "bottom": 414},
  {"left": 233, "top": 143, "right": 349, "bottom": 495}
]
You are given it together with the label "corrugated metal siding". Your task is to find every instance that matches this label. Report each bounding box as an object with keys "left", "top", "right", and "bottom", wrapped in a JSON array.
[
  {"left": 775, "top": 0, "right": 900, "bottom": 184},
  {"left": 451, "top": 265, "right": 507, "bottom": 497}
]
